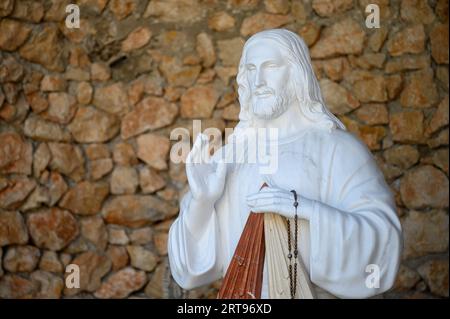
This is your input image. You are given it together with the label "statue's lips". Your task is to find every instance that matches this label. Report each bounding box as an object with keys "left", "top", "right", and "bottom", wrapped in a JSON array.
[{"left": 254, "top": 92, "right": 273, "bottom": 98}]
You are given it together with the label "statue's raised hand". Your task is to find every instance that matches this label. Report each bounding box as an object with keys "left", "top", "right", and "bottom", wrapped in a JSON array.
[{"left": 186, "top": 134, "right": 227, "bottom": 206}]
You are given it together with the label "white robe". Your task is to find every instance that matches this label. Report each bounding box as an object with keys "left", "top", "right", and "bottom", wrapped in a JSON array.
[{"left": 168, "top": 127, "right": 403, "bottom": 299}]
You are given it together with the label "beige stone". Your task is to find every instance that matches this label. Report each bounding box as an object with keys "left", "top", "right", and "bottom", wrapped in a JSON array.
[
  {"left": 121, "top": 97, "right": 178, "bottom": 139},
  {"left": 139, "top": 167, "right": 166, "bottom": 194},
  {"left": 355, "top": 104, "right": 389, "bottom": 125},
  {"left": 196, "top": 32, "right": 216, "bottom": 68},
  {"left": 0, "top": 131, "right": 32, "bottom": 175},
  {"left": 106, "top": 245, "right": 129, "bottom": 271},
  {"left": 3, "top": 245, "right": 41, "bottom": 273},
  {"left": 94, "top": 267, "right": 147, "bottom": 299},
  {"left": 310, "top": 18, "right": 365, "bottom": 59},
  {"left": 417, "top": 259, "right": 449, "bottom": 297},
  {"left": 240, "top": 13, "right": 291, "bottom": 36},
  {"left": 0, "top": 211, "right": 29, "bottom": 246},
  {"left": 93, "top": 83, "right": 129, "bottom": 116},
  {"left": 390, "top": 111, "right": 424, "bottom": 143},
  {"left": 68, "top": 106, "right": 120, "bottom": 143},
  {"left": 111, "top": 166, "right": 138, "bottom": 195},
  {"left": 312, "top": 0, "right": 353, "bottom": 17},
  {"left": 402, "top": 210, "right": 448, "bottom": 259},
  {"left": 217, "top": 37, "right": 245, "bottom": 67},
  {"left": 27, "top": 208, "right": 79, "bottom": 251},
  {"left": 103, "top": 195, "right": 177, "bottom": 228},
  {"left": 387, "top": 25, "right": 426, "bottom": 57},
  {"left": 59, "top": 181, "right": 109, "bottom": 215},
  {"left": 384, "top": 145, "right": 420, "bottom": 170},
  {"left": 180, "top": 85, "right": 219, "bottom": 118},
  {"left": 122, "top": 27, "right": 152, "bottom": 52},
  {"left": 430, "top": 23, "right": 449, "bottom": 64},
  {"left": 400, "top": 68, "right": 439, "bottom": 109},
  {"left": 319, "top": 79, "right": 359, "bottom": 115},
  {"left": 208, "top": 11, "right": 235, "bottom": 32},
  {"left": 400, "top": 165, "right": 449, "bottom": 209},
  {"left": 136, "top": 134, "right": 170, "bottom": 170},
  {"left": 127, "top": 245, "right": 159, "bottom": 272},
  {"left": 0, "top": 19, "right": 32, "bottom": 51}
]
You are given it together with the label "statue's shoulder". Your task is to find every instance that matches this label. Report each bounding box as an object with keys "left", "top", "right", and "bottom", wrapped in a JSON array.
[{"left": 311, "top": 128, "right": 374, "bottom": 165}]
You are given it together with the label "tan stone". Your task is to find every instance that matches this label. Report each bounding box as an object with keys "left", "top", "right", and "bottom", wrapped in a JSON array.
[
  {"left": 208, "top": 11, "right": 235, "bottom": 32},
  {"left": 127, "top": 245, "right": 159, "bottom": 272},
  {"left": 319, "top": 79, "right": 359, "bottom": 115},
  {"left": 240, "top": 13, "right": 291, "bottom": 36},
  {"left": 400, "top": 0, "right": 435, "bottom": 24},
  {"left": 417, "top": 259, "right": 449, "bottom": 297},
  {"left": 68, "top": 106, "right": 120, "bottom": 143},
  {"left": 159, "top": 55, "right": 201, "bottom": 87},
  {"left": 139, "top": 167, "right": 166, "bottom": 194},
  {"left": 180, "top": 85, "right": 219, "bottom": 118},
  {"left": 0, "top": 19, "right": 32, "bottom": 51},
  {"left": 41, "top": 75, "right": 67, "bottom": 92},
  {"left": 3, "top": 245, "right": 41, "bottom": 272},
  {"left": 107, "top": 226, "right": 129, "bottom": 245},
  {"left": 0, "top": 131, "right": 32, "bottom": 175},
  {"left": 31, "top": 270, "right": 64, "bottom": 299},
  {"left": 368, "top": 27, "right": 388, "bottom": 52},
  {"left": 27, "top": 208, "right": 79, "bottom": 251},
  {"left": 385, "top": 54, "right": 430, "bottom": 74},
  {"left": 400, "top": 68, "right": 439, "bottom": 109},
  {"left": 90, "top": 158, "right": 114, "bottom": 180},
  {"left": 154, "top": 232, "right": 168, "bottom": 256},
  {"left": 59, "top": 181, "right": 109, "bottom": 215},
  {"left": 113, "top": 142, "right": 138, "bottom": 166},
  {"left": 94, "top": 267, "right": 147, "bottom": 299},
  {"left": 430, "top": 23, "right": 449, "bottom": 64},
  {"left": 0, "top": 274, "right": 38, "bottom": 299},
  {"left": 387, "top": 25, "right": 426, "bottom": 57},
  {"left": 129, "top": 227, "right": 153, "bottom": 245},
  {"left": 310, "top": 18, "right": 365, "bottom": 59},
  {"left": 122, "top": 27, "right": 152, "bottom": 52},
  {"left": 109, "top": 0, "right": 137, "bottom": 20},
  {"left": 426, "top": 95, "right": 449, "bottom": 136},
  {"left": 91, "top": 62, "right": 111, "bottom": 82},
  {"left": 428, "top": 128, "right": 449, "bottom": 149},
  {"left": 121, "top": 97, "right": 178, "bottom": 139},
  {"left": 0, "top": 211, "right": 29, "bottom": 246},
  {"left": 144, "top": 262, "right": 167, "bottom": 298},
  {"left": 0, "top": 0, "right": 14, "bottom": 17},
  {"left": 24, "top": 115, "right": 71, "bottom": 142},
  {"left": 386, "top": 74, "right": 403, "bottom": 100},
  {"left": 0, "top": 177, "right": 36, "bottom": 210},
  {"left": 144, "top": 0, "right": 206, "bottom": 24},
  {"left": 26, "top": 92, "right": 49, "bottom": 114},
  {"left": 48, "top": 143, "right": 85, "bottom": 181},
  {"left": 384, "top": 145, "right": 420, "bottom": 170},
  {"left": 76, "top": 81, "right": 93, "bottom": 105},
  {"left": 19, "top": 25, "right": 64, "bottom": 72},
  {"left": 103, "top": 195, "right": 177, "bottom": 228},
  {"left": 312, "top": 0, "right": 353, "bottom": 17},
  {"left": 196, "top": 33, "right": 216, "bottom": 68},
  {"left": 80, "top": 216, "right": 107, "bottom": 251},
  {"left": 355, "top": 104, "right": 389, "bottom": 125},
  {"left": 111, "top": 166, "right": 138, "bottom": 195},
  {"left": 353, "top": 75, "right": 388, "bottom": 103},
  {"left": 402, "top": 210, "right": 448, "bottom": 258},
  {"left": 41, "top": 92, "right": 77, "bottom": 124},
  {"left": 393, "top": 265, "right": 421, "bottom": 291},
  {"left": 93, "top": 83, "right": 129, "bottom": 116},
  {"left": 39, "top": 251, "right": 63, "bottom": 273},
  {"left": 217, "top": 37, "right": 245, "bottom": 67},
  {"left": 222, "top": 103, "right": 241, "bottom": 121},
  {"left": 298, "top": 22, "right": 321, "bottom": 47},
  {"left": 47, "top": 172, "right": 68, "bottom": 206},
  {"left": 390, "top": 111, "right": 424, "bottom": 143},
  {"left": 431, "top": 149, "right": 449, "bottom": 175},
  {"left": 106, "top": 245, "right": 129, "bottom": 271},
  {"left": 64, "top": 251, "right": 111, "bottom": 296},
  {"left": 136, "top": 134, "right": 170, "bottom": 170},
  {"left": 401, "top": 165, "right": 449, "bottom": 209},
  {"left": 21, "top": 186, "right": 51, "bottom": 211}
]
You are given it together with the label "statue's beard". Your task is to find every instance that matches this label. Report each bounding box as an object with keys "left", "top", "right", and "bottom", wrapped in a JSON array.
[{"left": 250, "top": 86, "right": 296, "bottom": 120}]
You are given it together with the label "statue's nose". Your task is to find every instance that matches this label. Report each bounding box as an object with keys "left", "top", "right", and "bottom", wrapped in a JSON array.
[{"left": 255, "top": 68, "right": 266, "bottom": 87}]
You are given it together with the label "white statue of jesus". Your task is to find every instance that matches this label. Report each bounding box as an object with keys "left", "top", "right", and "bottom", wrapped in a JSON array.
[{"left": 168, "top": 29, "right": 402, "bottom": 299}]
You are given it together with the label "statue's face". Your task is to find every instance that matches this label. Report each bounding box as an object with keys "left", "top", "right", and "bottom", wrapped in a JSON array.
[{"left": 244, "top": 39, "right": 295, "bottom": 120}]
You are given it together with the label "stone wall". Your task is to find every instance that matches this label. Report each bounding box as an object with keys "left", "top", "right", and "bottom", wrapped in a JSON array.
[{"left": 0, "top": 0, "right": 448, "bottom": 299}]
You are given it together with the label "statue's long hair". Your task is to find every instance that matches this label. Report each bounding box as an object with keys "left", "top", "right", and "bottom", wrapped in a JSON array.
[{"left": 235, "top": 29, "right": 346, "bottom": 131}]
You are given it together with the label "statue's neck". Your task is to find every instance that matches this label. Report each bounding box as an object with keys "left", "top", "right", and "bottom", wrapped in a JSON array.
[{"left": 250, "top": 102, "right": 312, "bottom": 141}]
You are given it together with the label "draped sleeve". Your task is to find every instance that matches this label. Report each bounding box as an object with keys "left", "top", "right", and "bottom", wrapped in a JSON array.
[
  {"left": 168, "top": 191, "right": 223, "bottom": 290},
  {"left": 308, "top": 129, "right": 403, "bottom": 298}
]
